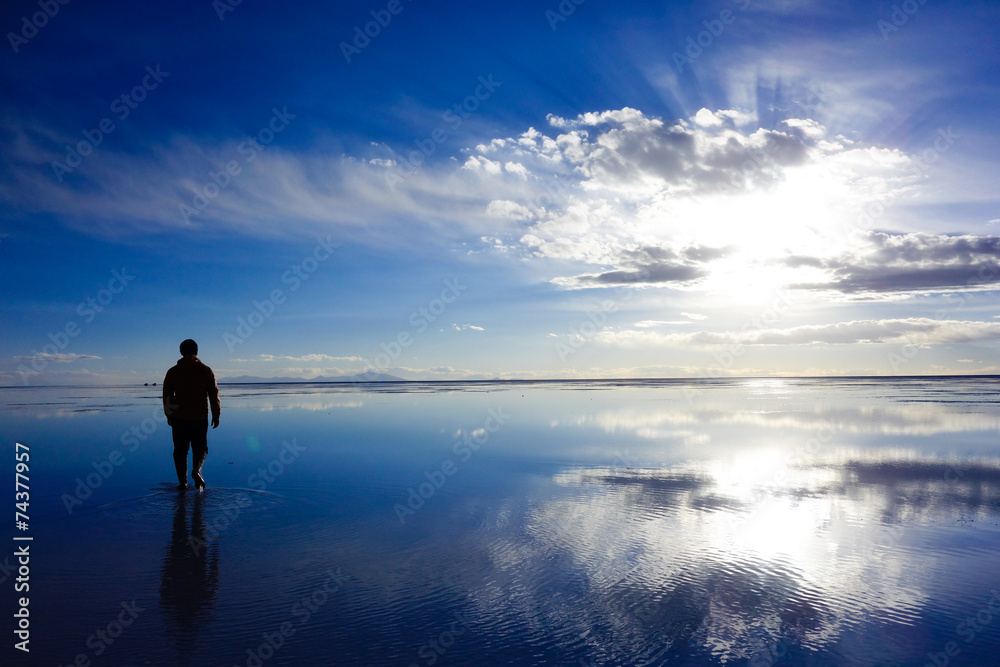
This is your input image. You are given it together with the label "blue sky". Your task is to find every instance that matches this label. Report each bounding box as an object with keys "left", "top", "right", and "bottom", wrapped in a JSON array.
[{"left": 2, "top": 0, "right": 999, "bottom": 384}]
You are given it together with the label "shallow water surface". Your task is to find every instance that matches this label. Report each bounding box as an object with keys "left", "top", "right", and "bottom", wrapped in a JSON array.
[{"left": 2, "top": 377, "right": 1000, "bottom": 665}]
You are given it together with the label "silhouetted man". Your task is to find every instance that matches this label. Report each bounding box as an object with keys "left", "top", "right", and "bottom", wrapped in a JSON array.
[{"left": 163, "top": 339, "right": 220, "bottom": 490}]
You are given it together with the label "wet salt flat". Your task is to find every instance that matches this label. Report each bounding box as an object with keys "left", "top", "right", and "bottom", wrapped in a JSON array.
[{"left": 2, "top": 377, "right": 1000, "bottom": 666}]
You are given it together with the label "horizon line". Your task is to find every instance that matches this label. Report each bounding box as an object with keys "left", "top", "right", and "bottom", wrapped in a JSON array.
[{"left": 3, "top": 373, "right": 999, "bottom": 389}]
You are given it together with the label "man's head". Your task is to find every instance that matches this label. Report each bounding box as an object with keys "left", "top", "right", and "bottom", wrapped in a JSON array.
[{"left": 179, "top": 339, "right": 198, "bottom": 357}]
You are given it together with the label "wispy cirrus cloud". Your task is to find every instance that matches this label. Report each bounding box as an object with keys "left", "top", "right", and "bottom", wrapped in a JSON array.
[
  {"left": 233, "top": 354, "right": 364, "bottom": 363},
  {"left": 596, "top": 319, "right": 1000, "bottom": 347},
  {"left": 5, "top": 105, "right": 996, "bottom": 309},
  {"left": 13, "top": 353, "right": 101, "bottom": 362}
]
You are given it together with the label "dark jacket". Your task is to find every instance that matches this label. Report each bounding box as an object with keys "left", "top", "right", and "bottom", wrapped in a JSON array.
[{"left": 163, "top": 356, "right": 221, "bottom": 422}]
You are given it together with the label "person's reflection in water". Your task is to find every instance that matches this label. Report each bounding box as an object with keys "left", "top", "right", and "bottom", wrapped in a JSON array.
[{"left": 160, "top": 489, "right": 220, "bottom": 664}]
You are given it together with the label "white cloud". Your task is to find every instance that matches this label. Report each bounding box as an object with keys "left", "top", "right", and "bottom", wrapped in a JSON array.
[
  {"left": 237, "top": 353, "right": 363, "bottom": 363},
  {"left": 504, "top": 162, "right": 529, "bottom": 179},
  {"left": 6, "top": 105, "right": 995, "bottom": 308},
  {"left": 634, "top": 320, "right": 692, "bottom": 328},
  {"left": 789, "top": 232, "right": 1000, "bottom": 294},
  {"left": 782, "top": 118, "right": 826, "bottom": 139},
  {"left": 486, "top": 200, "right": 532, "bottom": 220},
  {"left": 693, "top": 108, "right": 756, "bottom": 128},
  {"left": 693, "top": 108, "right": 724, "bottom": 127},
  {"left": 595, "top": 319, "right": 1000, "bottom": 347},
  {"left": 13, "top": 352, "right": 101, "bottom": 362}
]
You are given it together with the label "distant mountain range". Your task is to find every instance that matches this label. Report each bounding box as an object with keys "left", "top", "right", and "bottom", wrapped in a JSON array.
[{"left": 219, "top": 372, "right": 406, "bottom": 384}]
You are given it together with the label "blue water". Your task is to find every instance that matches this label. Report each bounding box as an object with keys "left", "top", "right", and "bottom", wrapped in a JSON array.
[{"left": 2, "top": 377, "right": 999, "bottom": 665}]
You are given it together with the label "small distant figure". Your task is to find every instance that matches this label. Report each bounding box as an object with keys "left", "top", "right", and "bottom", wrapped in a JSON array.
[{"left": 163, "top": 339, "right": 221, "bottom": 490}]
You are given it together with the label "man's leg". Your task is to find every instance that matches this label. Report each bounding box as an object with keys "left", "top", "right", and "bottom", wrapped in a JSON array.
[
  {"left": 171, "top": 424, "right": 191, "bottom": 488},
  {"left": 191, "top": 420, "right": 209, "bottom": 489}
]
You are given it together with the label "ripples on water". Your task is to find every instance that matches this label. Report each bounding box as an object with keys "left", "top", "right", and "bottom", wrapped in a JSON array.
[{"left": 4, "top": 377, "right": 1000, "bottom": 665}]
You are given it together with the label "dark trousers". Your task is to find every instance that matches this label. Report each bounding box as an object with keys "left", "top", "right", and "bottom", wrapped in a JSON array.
[{"left": 171, "top": 419, "right": 208, "bottom": 483}]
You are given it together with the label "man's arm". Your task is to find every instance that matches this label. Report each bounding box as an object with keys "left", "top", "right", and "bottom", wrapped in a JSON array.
[
  {"left": 208, "top": 370, "right": 221, "bottom": 428},
  {"left": 162, "top": 368, "right": 175, "bottom": 426}
]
